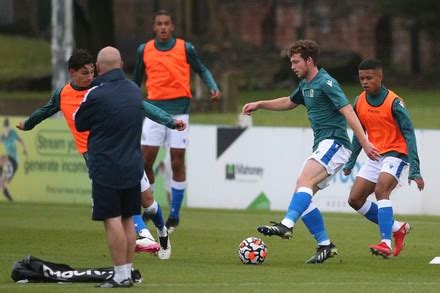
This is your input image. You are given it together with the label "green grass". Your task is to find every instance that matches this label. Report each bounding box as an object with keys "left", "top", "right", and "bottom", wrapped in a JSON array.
[
  {"left": 1, "top": 202, "right": 439, "bottom": 292},
  {"left": 0, "top": 35, "right": 51, "bottom": 82}
]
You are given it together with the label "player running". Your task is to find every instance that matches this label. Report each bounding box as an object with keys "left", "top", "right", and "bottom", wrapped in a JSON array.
[
  {"left": 343, "top": 59, "right": 424, "bottom": 258},
  {"left": 242, "top": 40, "right": 379, "bottom": 263}
]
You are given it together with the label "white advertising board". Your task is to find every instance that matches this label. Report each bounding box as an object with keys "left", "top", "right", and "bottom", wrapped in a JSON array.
[{"left": 187, "top": 126, "right": 438, "bottom": 215}]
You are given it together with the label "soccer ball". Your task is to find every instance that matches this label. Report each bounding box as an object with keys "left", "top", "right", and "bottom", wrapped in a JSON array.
[{"left": 238, "top": 237, "right": 268, "bottom": 264}]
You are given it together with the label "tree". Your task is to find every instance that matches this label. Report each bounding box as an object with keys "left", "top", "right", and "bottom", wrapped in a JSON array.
[{"left": 378, "top": 0, "right": 440, "bottom": 74}]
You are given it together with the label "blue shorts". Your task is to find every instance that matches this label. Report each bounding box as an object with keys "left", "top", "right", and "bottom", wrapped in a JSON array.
[{"left": 92, "top": 181, "right": 141, "bottom": 221}]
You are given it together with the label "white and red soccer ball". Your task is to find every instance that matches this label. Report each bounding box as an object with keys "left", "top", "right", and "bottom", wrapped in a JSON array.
[{"left": 238, "top": 237, "right": 268, "bottom": 264}]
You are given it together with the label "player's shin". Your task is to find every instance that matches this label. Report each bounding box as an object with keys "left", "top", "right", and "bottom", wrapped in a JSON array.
[
  {"left": 302, "top": 203, "right": 331, "bottom": 246},
  {"left": 377, "top": 199, "right": 393, "bottom": 248},
  {"left": 169, "top": 180, "right": 186, "bottom": 219},
  {"left": 357, "top": 200, "right": 379, "bottom": 224},
  {"left": 282, "top": 187, "right": 313, "bottom": 228}
]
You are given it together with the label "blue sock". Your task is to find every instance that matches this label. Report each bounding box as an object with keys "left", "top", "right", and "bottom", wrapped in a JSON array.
[
  {"left": 356, "top": 200, "right": 378, "bottom": 224},
  {"left": 170, "top": 187, "right": 185, "bottom": 219},
  {"left": 365, "top": 202, "right": 379, "bottom": 224},
  {"left": 132, "top": 214, "right": 147, "bottom": 234},
  {"left": 150, "top": 203, "right": 165, "bottom": 230},
  {"left": 377, "top": 200, "right": 393, "bottom": 241},
  {"left": 302, "top": 207, "right": 329, "bottom": 244},
  {"left": 284, "top": 187, "right": 313, "bottom": 224}
]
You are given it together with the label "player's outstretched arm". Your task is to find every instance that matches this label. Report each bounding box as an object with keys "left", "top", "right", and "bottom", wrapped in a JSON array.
[
  {"left": 142, "top": 101, "right": 175, "bottom": 129},
  {"left": 17, "top": 90, "right": 62, "bottom": 131},
  {"left": 242, "top": 97, "right": 296, "bottom": 115}
]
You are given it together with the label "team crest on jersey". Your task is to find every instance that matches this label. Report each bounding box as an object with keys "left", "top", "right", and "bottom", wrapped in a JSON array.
[
  {"left": 309, "top": 89, "right": 314, "bottom": 97},
  {"left": 326, "top": 80, "right": 333, "bottom": 87}
]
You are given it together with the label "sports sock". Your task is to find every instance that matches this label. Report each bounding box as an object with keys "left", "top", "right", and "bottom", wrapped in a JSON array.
[
  {"left": 126, "top": 263, "right": 133, "bottom": 280},
  {"left": 157, "top": 226, "right": 168, "bottom": 237},
  {"left": 170, "top": 180, "right": 186, "bottom": 219},
  {"left": 377, "top": 199, "right": 393, "bottom": 245},
  {"left": 357, "top": 200, "right": 378, "bottom": 224},
  {"left": 358, "top": 200, "right": 403, "bottom": 233},
  {"left": 145, "top": 201, "right": 165, "bottom": 230},
  {"left": 282, "top": 187, "right": 313, "bottom": 228},
  {"left": 392, "top": 220, "right": 403, "bottom": 232},
  {"left": 113, "top": 264, "right": 129, "bottom": 283},
  {"left": 132, "top": 215, "right": 147, "bottom": 235},
  {"left": 301, "top": 202, "right": 330, "bottom": 246},
  {"left": 3, "top": 188, "right": 13, "bottom": 201}
]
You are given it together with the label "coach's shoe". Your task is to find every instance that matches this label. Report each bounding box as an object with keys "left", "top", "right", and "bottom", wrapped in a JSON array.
[
  {"left": 257, "top": 221, "right": 293, "bottom": 239},
  {"left": 393, "top": 222, "right": 411, "bottom": 256},
  {"left": 158, "top": 233, "right": 172, "bottom": 260},
  {"left": 369, "top": 242, "right": 393, "bottom": 259},
  {"left": 306, "top": 242, "right": 339, "bottom": 264},
  {"left": 165, "top": 216, "right": 179, "bottom": 233},
  {"left": 135, "top": 236, "right": 160, "bottom": 254},
  {"left": 95, "top": 278, "right": 133, "bottom": 288}
]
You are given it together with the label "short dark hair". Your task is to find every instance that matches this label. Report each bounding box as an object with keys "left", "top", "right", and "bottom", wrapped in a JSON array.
[
  {"left": 3, "top": 118, "right": 9, "bottom": 127},
  {"left": 358, "top": 59, "right": 383, "bottom": 70},
  {"left": 68, "top": 49, "right": 95, "bottom": 71},
  {"left": 287, "top": 40, "right": 320, "bottom": 64},
  {"left": 153, "top": 10, "right": 175, "bottom": 24}
]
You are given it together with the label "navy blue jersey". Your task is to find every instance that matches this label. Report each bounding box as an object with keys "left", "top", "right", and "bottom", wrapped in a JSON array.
[{"left": 75, "top": 69, "right": 144, "bottom": 188}]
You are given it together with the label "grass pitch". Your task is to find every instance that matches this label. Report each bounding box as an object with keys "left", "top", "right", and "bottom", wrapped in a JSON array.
[{"left": 0, "top": 202, "right": 439, "bottom": 292}]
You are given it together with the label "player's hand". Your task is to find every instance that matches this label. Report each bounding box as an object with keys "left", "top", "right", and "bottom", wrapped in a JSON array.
[
  {"left": 361, "top": 141, "right": 380, "bottom": 161},
  {"left": 409, "top": 176, "right": 424, "bottom": 191},
  {"left": 343, "top": 168, "right": 351, "bottom": 176},
  {"left": 173, "top": 119, "right": 186, "bottom": 131},
  {"left": 211, "top": 90, "right": 221, "bottom": 102},
  {"left": 241, "top": 102, "right": 259, "bottom": 115},
  {"left": 16, "top": 121, "right": 25, "bottom": 130}
]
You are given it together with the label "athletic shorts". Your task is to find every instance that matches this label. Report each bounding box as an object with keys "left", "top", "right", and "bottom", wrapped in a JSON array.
[
  {"left": 300, "top": 139, "right": 352, "bottom": 189},
  {"left": 140, "top": 114, "right": 189, "bottom": 148},
  {"left": 91, "top": 181, "right": 141, "bottom": 221},
  {"left": 356, "top": 156, "right": 408, "bottom": 186},
  {"left": 1, "top": 156, "right": 17, "bottom": 181},
  {"left": 140, "top": 171, "right": 150, "bottom": 192}
]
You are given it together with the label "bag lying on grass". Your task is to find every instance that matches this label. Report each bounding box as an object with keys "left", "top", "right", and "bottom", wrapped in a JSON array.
[{"left": 11, "top": 255, "right": 142, "bottom": 283}]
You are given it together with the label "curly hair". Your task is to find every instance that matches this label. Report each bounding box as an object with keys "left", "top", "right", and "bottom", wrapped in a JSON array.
[
  {"left": 287, "top": 40, "right": 320, "bottom": 64},
  {"left": 68, "top": 49, "right": 95, "bottom": 71}
]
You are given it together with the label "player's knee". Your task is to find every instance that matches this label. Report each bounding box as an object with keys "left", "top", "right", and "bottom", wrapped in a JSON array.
[
  {"left": 348, "top": 196, "right": 362, "bottom": 210},
  {"left": 374, "top": 185, "right": 391, "bottom": 199},
  {"left": 141, "top": 190, "right": 154, "bottom": 208}
]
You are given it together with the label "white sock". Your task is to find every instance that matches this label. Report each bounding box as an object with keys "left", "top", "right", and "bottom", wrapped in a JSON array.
[
  {"left": 113, "top": 264, "right": 129, "bottom": 283},
  {"left": 281, "top": 218, "right": 295, "bottom": 229},
  {"left": 382, "top": 239, "right": 392, "bottom": 248},
  {"left": 139, "top": 228, "right": 154, "bottom": 240},
  {"left": 126, "top": 263, "right": 133, "bottom": 280},
  {"left": 157, "top": 226, "right": 168, "bottom": 237},
  {"left": 392, "top": 220, "right": 403, "bottom": 232},
  {"left": 318, "top": 240, "right": 331, "bottom": 246},
  {"left": 145, "top": 201, "right": 158, "bottom": 215},
  {"left": 171, "top": 180, "right": 187, "bottom": 190}
]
